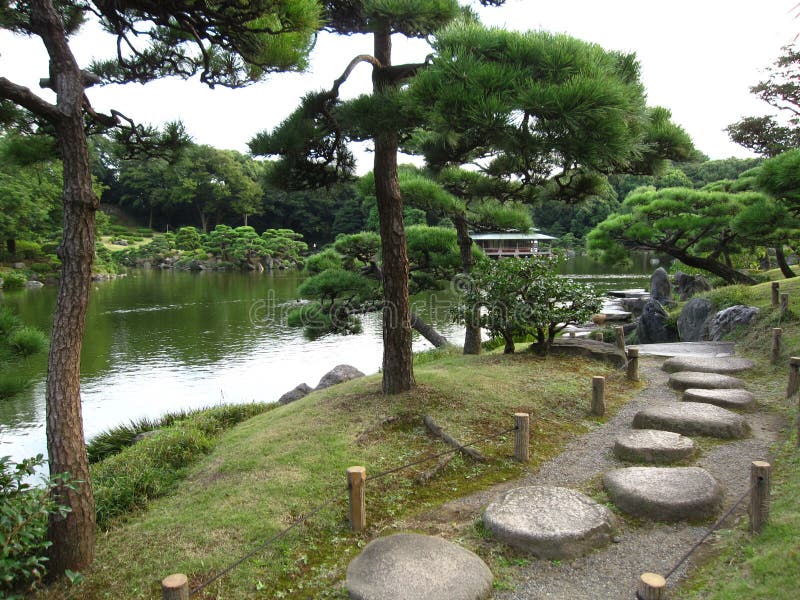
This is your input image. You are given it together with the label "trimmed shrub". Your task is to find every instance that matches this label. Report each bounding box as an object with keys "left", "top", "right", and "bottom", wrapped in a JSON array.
[
  {"left": 14, "top": 240, "right": 42, "bottom": 260},
  {"left": 8, "top": 327, "right": 48, "bottom": 356}
]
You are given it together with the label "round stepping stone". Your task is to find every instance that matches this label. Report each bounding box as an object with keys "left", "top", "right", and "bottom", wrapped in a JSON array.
[
  {"left": 613, "top": 429, "right": 695, "bottom": 464},
  {"left": 603, "top": 467, "right": 722, "bottom": 521},
  {"left": 346, "top": 533, "right": 493, "bottom": 600},
  {"left": 683, "top": 388, "right": 755, "bottom": 410},
  {"left": 667, "top": 371, "right": 746, "bottom": 391},
  {"left": 633, "top": 402, "right": 749, "bottom": 439},
  {"left": 482, "top": 486, "right": 616, "bottom": 559},
  {"left": 662, "top": 356, "right": 754, "bottom": 374}
]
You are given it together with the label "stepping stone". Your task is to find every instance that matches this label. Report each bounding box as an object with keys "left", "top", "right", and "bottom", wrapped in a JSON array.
[
  {"left": 667, "top": 371, "right": 746, "bottom": 391},
  {"left": 683, "top": 388, "right": 756, "bottom": 410},
  {"left": 613, "top": 429, "right": 695, "bottom": 464},
  {"left": 633, "top": 402, "right": 749, "bottom": 439},
  {"left": 662, "top": 356, "right": 754, "bottom": 374},
  {"left": 603, "top": 467, "right": 722, "bottom": 521},
  {"left": 346, "top": 533, "right": 493, "bottom": 600},
  {"left": 482, "top": 486, "right": 617, "bottom": 559}
]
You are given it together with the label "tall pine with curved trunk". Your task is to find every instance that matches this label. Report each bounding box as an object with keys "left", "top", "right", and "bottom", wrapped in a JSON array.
[{"left": 0, "top": 0, "right": 319, "bottom": 576}]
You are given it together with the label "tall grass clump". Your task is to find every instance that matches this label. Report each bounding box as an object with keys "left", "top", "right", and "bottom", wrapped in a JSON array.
[
  {"left": 8, "top": 326, "right": 48, "bottom": 357},
  {"left": 0, "top": 272, "right": 27, "bottom": 290},
  {"left": 0, "top": 374, "right": 28, "bottom": 399},
  {"left": 699, "top": 285, "right": 757, "bottom": 310},
  {"left": 0, "top": 305, "right": 21, "bottom": 335}
]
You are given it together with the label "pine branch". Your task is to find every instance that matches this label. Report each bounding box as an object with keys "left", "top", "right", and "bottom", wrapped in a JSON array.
[{"left": 0, "top": 77, "right": 59, "bottom": 121}]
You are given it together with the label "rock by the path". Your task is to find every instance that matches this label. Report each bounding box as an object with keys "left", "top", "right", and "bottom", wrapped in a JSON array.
[
  {"left": 316, "top": 364, "right": 365, "bottom": 390},
  {"left": 677, "top": 298, "right": 714, "bottom": 342},
  {"left": 346, "top": 533, "right": 493, "bottom": 600},
  {"left": 672, "top": 272, "right": 712, "bottom": 301},
  {"left": 636, "top": 299, "right": 676, "bottom": 344},
  {"left": 278, "top": 383, "right": 312, "bottom": 405},
  {"left": 662, "top": 356, "right": 754, "bottom": 375},
  {"left": 482, "top": 486, "right": 617, "bottom": 559},
  {"left": 613, "top": 430, "right": 695, "bottom": 464},
  {"left": 683, "top": 388, "right": 756, "bottom": 410},
  {"left": 633, "top": 402, "right": 749, "bottom": 439},
  {"left": 603, "top": 467, "right": 722, "bottom": 521},
  {"left": 650, "top": 267, "right": 672, "bottom": 304},
  {"left": 25, "top": 280, "right": 44, "bottom": 289},
  {"left": 667, "top": 371, "right": 746, "bottom": 391},
  {"left": 709, "top": 305, "right": 760, "bottom": 341}
]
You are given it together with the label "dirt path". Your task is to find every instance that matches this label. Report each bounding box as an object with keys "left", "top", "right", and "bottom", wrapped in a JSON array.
[{"left": 407, "top": 357, "right": 783, "bottom": 599}]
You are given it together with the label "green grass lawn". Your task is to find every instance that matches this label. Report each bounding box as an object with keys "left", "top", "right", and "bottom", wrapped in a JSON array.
[{"left": 38, "top": 348, "right": 635, "bottom": 599}]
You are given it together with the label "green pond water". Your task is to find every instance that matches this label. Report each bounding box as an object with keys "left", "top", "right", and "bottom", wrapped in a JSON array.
[{"left": 0, "top": 253, "right": 662, "bottom": 465}]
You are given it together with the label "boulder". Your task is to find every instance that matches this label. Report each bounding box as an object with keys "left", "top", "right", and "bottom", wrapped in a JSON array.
[
  {"left": 662, "top": 356, "right": 754, "bottom": 374},
  {"left": 25, "top": 280, "right": 44, "bottom": 289},
  {"left": 316, "top": 364, "right": 365, "bottom": 390},
  {"left": 346, "top": 533, "right": 493, "bottom": 600},
  {"left": 650, "top": 267, "right": 672, "bottom": 303},
  {"left": 482, "top": 486, "right": 617, "bottom": 559},
  {"left": 633, "top": 402, "right": 749, "bottom": 439},
  {"left": 613, "top": 430, "right": 696, "bottom": 464},
  {"left": 278, "top": 383, "right": 313, "bottom": 405},
  {"left": 672, "top": 272, "right": 712, "bottom": 301},
  {"left": 709, "top": 305, "right": 760, "bottom": 341},
  {"left": 603, "top": 467, "right": 722, "bottom": 521},
  {"left": 677, "top": 298, "right": 714, "bottom": 342},
  {"left": 111, "top": 239, "right": 129, "bottom": 246},
  {"left": 636, "top": 299, "right": 676, "bottom": 344},
  {"left": 667, "top": 371, "right": 746, "bottom": 391},
  {"left": 12, "top": 262, "right": 25, "bottom": 269}
]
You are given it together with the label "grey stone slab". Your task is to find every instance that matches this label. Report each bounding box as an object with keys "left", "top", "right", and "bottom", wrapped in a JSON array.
[
  {"left": 667, "top": 371, "right": 746, "bottom": 391},
  {"left": 482, "top": 486, "right": 617, "bottom": 559},
  {"left": 346, "top": 534, "right": 493, "bottom": 600},
  {"left": 603, "top": 467, "right": 722, "bottom": 521},
  {"left": 683, "top": 388, "right": 756, "bottom": 410},
  {"left": 635, "top": 341, "right": 735, "bottom": 358},
  {"left": 633, "top": 402, "right": 749, "bottom": 439},
  {"left": 662, "top": 356, "right": 754, "bottom": 375},
  {"left": 613, "top": 429, "right": 696, "bottom": 464}
]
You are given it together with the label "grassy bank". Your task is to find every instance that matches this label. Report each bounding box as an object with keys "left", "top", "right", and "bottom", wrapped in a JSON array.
[
  {"left": 39, "top": 348, "right": 635, "bottom": 599},
  {"left": 676, "top": 271, "right": 800, "bottom": 599}
]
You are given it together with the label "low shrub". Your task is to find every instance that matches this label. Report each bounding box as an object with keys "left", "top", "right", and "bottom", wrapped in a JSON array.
[
  {"left": 28, "top": 263, "right": 53, "bottom": 275},
  {"left": 700, "top": 285, "right": 757, "bottom": 310},
  {"left": 0, "top": 374, "right": 28, "bottom": 399},
  {"left": 8, "top": 327, "right": 48, "bottom": 356},
  {"left": 0, "top": 455, "right": 72, "bottom": 597},
  {"left": 0, "top": 306, "right": 21, "bottom": 335},
  {"left": 14, "top": 240, "right": 42, "bottom": 260},
  {"left": 1, "top": 272, "right": 28, "bottom": 290}
]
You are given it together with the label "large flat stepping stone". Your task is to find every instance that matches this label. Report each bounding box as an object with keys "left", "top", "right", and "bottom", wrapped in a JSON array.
[
  {"left": 482, "top": 486, "right": 616, "bottom": 559},
  {"left": 633, "top": 402, "right": 749, "bottom": 439},
  {"left": 662, "top": 356, "right": 754, "bottom": 374},
  {"left": 603, "top": 467, "right": 722, "bottom": 521},
  {"left": 346, "top": 534, "right": 492, "bottom": 600},
  {"left": 683, "top": 388, "right": 755, "bottom": 410},
  {"left": 667, "top": 371, "right": 746, "bottom": 391},
  {"left": 613, "top": 430, "right": 695, "bottom": 464}
]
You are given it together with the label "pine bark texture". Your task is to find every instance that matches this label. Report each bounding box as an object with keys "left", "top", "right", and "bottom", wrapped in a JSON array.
[
  {"left": 775, "top": 245, "right": 796, "bottom": 278},
  {"left": 454, "top": 215, "right": 481, "bottom": 354}
]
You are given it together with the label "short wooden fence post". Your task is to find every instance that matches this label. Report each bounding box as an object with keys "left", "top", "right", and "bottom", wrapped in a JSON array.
[
  {"left": 787, "top": 357, "right": 800, "bottom": 399},
  {"left": 162, "top": 574, "right": 189, "bottom": 600},
  {"left": 615, "top": 326, "right": 626, "bottom": 352},
  {"left": 347, "top": 466, "right": 366, "bottom": 533},
  {"left": 627, "top": 347, "right": 640, "bottom": 382},
  {"left": 781, "top": 293, "right": 790, "bottom": 315},
  {"left": 771, "top": 328, "right": 782, "bottom": 365},
  {"left": 514, "top": 413, "right": 530, "bottom": 463},
  {"left": 771, "top": 282, "right": 780, "bottom": 308},
  {"left": 594, "top": 331, "right": 604, "bottom": 342},
  {"left": 749, "top": 461, "right": 772, "bottom": 534},
  {"left": 591, "top": 376, "right": 606, "bottom": 416},
  {"left": 569, "top": 331, "right": 576, "bottom": 338},
  {"left": 637, "top": 572, "right": 667, "bottom": 599}
]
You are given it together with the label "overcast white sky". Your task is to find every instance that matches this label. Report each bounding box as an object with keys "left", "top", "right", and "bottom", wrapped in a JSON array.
[{"left": 1, "top": 0, "right": 798, "bottom": 171}]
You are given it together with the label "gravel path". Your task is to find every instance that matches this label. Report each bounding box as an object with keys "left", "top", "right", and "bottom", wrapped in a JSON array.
[{"left": 420, "top": 356, "right": 779, "bottom": 600}]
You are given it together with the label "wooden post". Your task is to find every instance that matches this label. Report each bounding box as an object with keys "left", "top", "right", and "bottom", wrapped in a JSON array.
[
  {"left": 781, "top": 293, "right": 790, "bottom": 315},
  {"left": 347, "top": 466, "right": 366, "bottom": 532},
  {"left": 771, "top": 328, "right": 782, "bottom": 365},
  {"left": 594, "top": 331, "right": 604, "bottom": 342},
  {"left": 569, "top": 331, "right": 576, "bottom": 338},
  {"left": 771, "top": 281, "right": 780, "bottom": 308},
  {"left": 788, "top": 357, "right": 800, "bottom": 398},
  {"left": 627, "top": 347, "right": 640, "bottom": 382},
  {"left": 591, "top": 376, "right": 606, "bottom": 416},
  {"left": 615, "top": 326, "right": 626, "bottom": 352},
  {"left": 637, "top": 572, "right": 667, "bottom": 599},
  {"left": 514, "top": 413, "right": 530, "bottom": 463},
  {"left": 162, "top": 574, "right": 189, "bottom": 600},
  {"left": 749, "top": 461, "right": 772, "bottom": 534}
]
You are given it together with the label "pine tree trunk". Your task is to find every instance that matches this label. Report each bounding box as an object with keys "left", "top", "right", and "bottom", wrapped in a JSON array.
[
  {"left": 6, "top": 238, "right": 16, "bottom": 256},
  {"left": 374, "top": 28, "right": 414, "bottom": 394},
  {"left": 454, "top": 215, "right": 481, "bottom": 354},
  {"left": 33, "top": 0, "right": 95, "bottom": 576},
  {"left": 775, "top": 245, "right": 796, "bottom": 278},
  {"left": 666, "top": 247, "right": 756, "bottom": 285}
]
